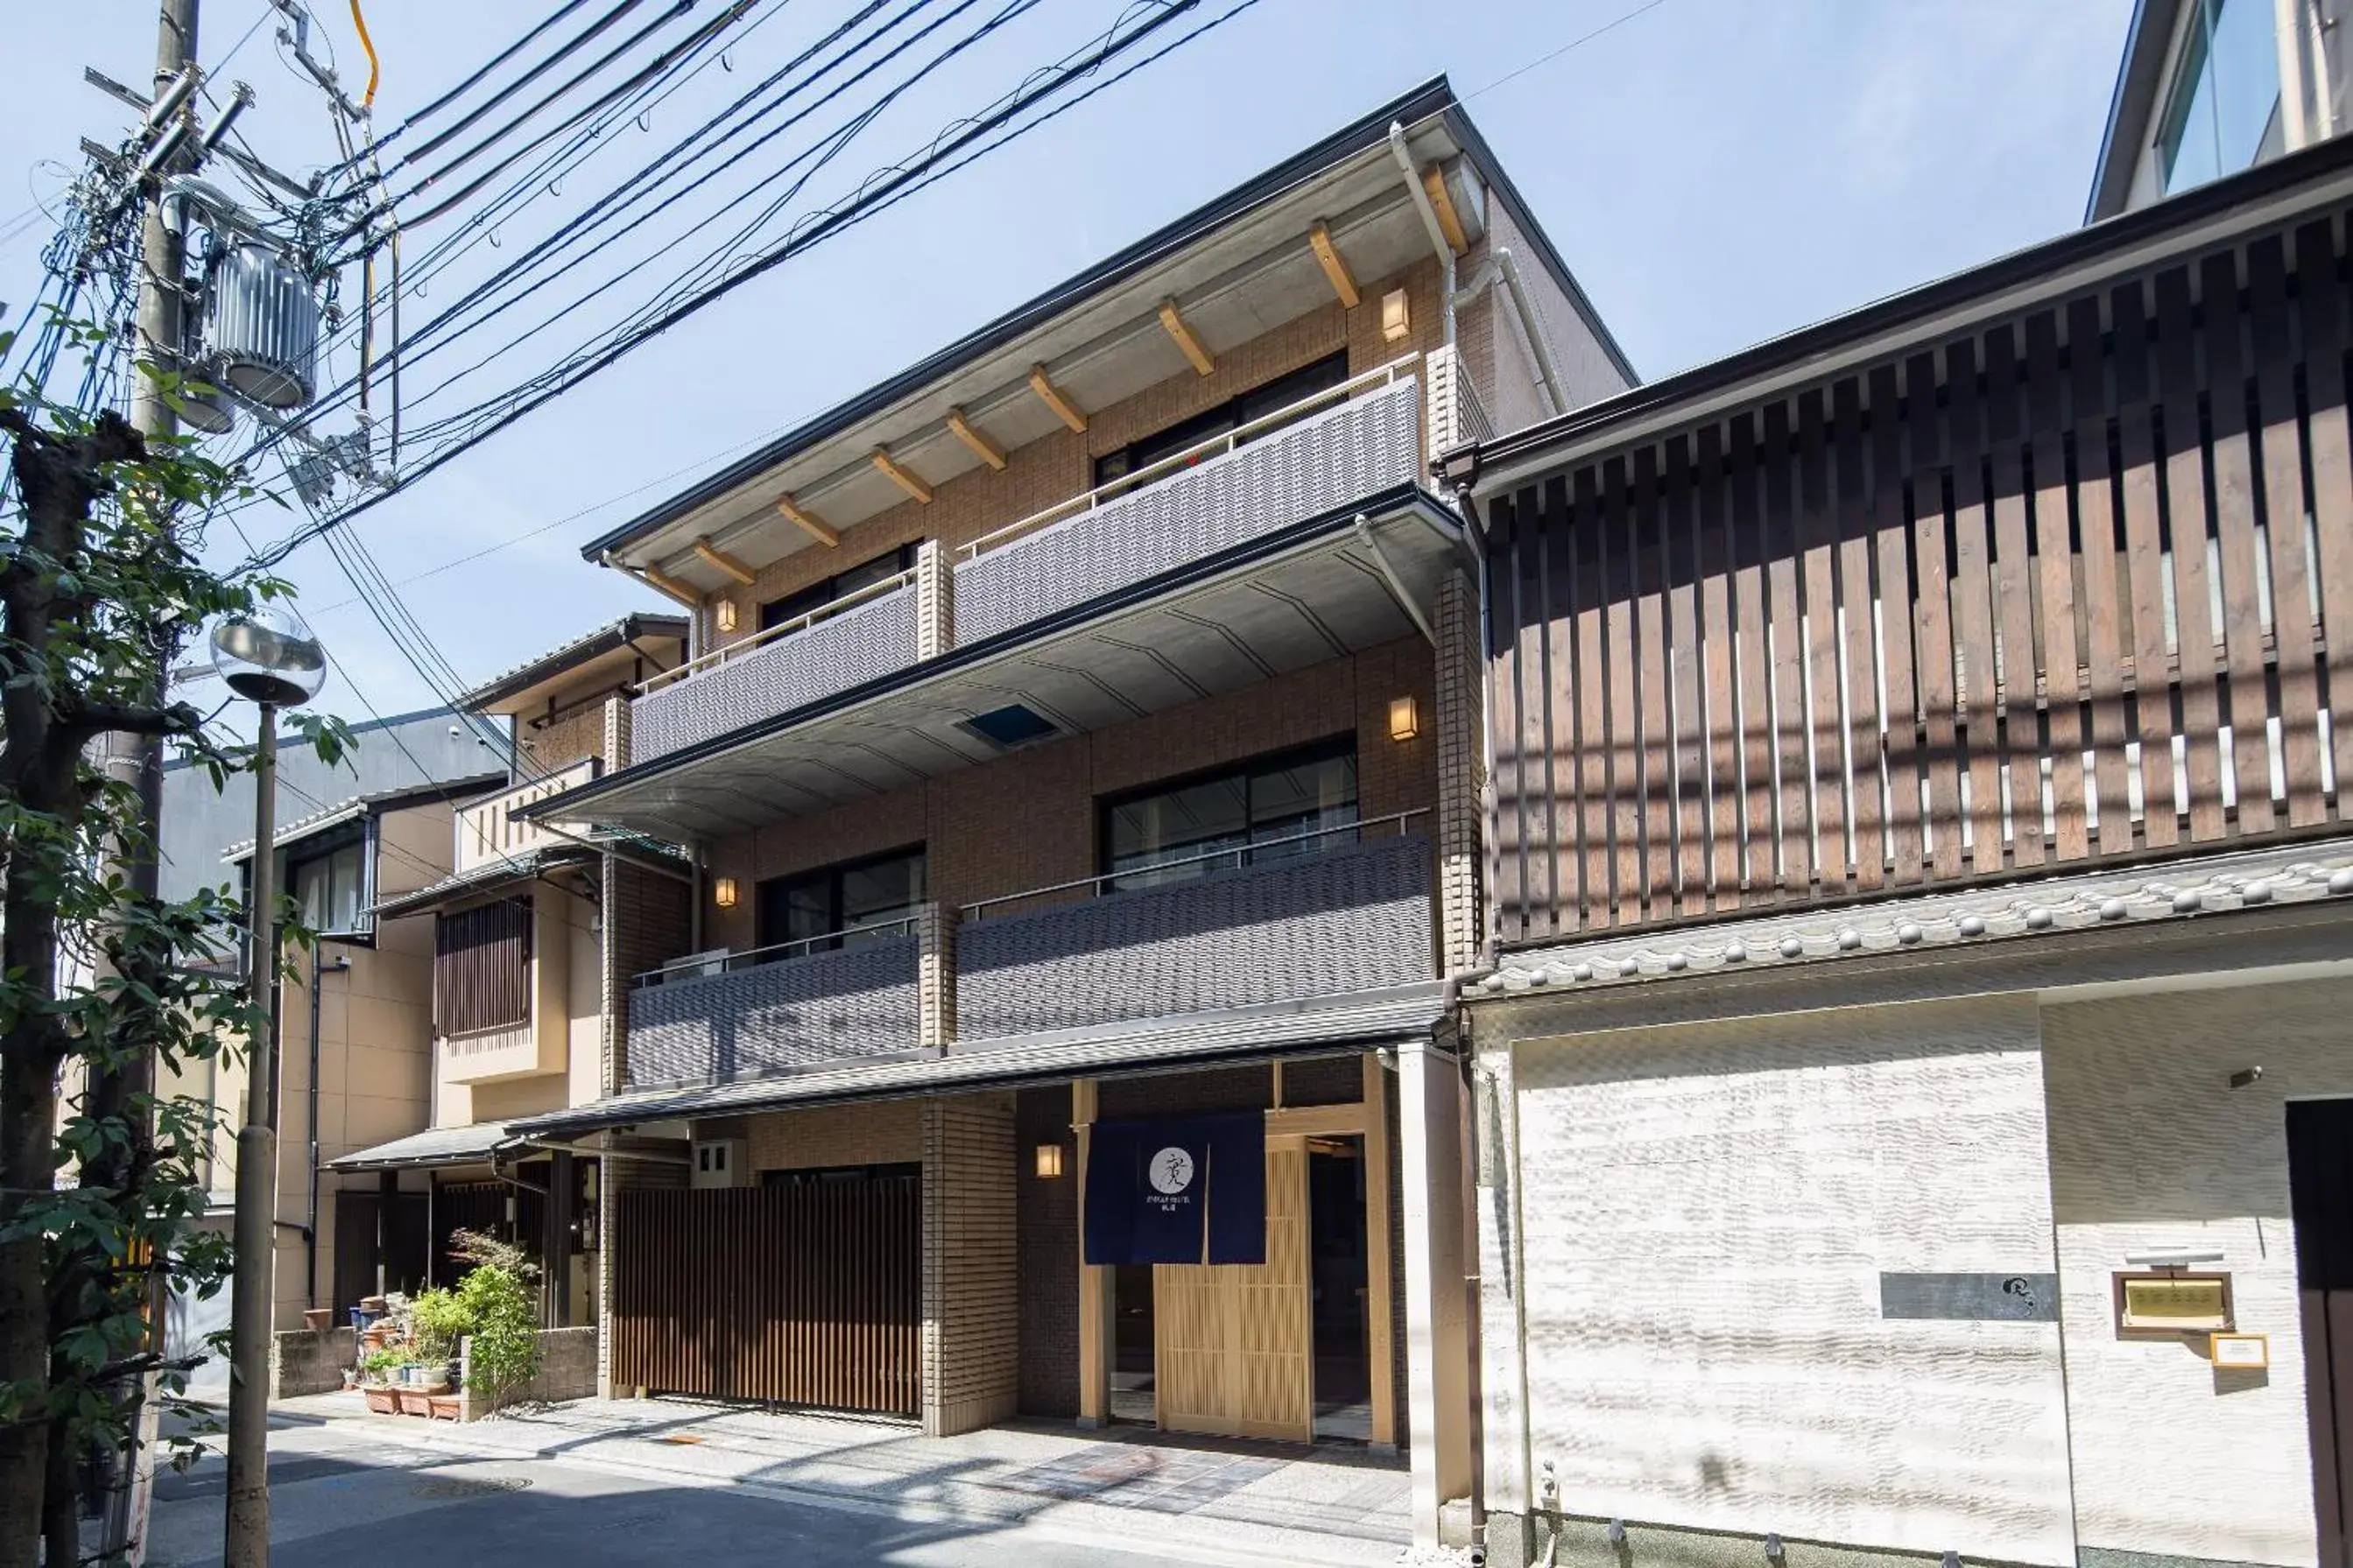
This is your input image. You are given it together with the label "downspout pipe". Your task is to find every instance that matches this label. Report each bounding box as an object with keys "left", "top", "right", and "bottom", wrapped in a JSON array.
[
  {"left": 306, "top": 949, "right": 351, "bottom": 1308},
  {"left": 1453, "top": 250, "right": 1570, "bottom": 418},
  {"left": 1388, "top": 122, "right": 1455, "bottom": 345}
]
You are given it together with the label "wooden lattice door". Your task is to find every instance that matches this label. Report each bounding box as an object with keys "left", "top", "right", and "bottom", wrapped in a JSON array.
[{"left": 1153, "top": 1132, "right": 1310, "bottom": 1441}]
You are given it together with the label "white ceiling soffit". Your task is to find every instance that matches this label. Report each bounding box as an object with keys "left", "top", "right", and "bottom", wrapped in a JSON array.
[
  {"left": 627, "top": 122, "right": 1479, "bottom": 589},
  {"left": 570, "top": 505, "right": 1463, "bottom": 840}
]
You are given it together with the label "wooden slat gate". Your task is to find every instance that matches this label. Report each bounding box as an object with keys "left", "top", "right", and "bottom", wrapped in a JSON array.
[{"left": 612, "top": 1174, "right": 919, "bottom": 1415}]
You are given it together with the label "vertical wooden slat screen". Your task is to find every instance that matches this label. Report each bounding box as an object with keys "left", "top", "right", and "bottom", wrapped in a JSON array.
[
  {"left": 433, "top": 897, "right": 531, "bottom": 1037},
  {"left": 1483, "top": 209, "right": 2353, "bottom": 945},
  {"left": 610, "top": 1174, "right": 919, "bottom": 1415}
]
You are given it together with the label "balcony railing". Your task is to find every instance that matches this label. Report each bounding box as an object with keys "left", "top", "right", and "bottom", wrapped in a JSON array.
[
  {"left": 455, "top": 757, "right": 599, "bottom": 876},
  {"left": 625, "top": 923, "right": 921, "bottom": 1088},
  {"left": 624, "top": 354, "right": 1441, "bottom": 765},
  {"left": 955, "top": 815, "right": 1434, "bottom": 1044}
]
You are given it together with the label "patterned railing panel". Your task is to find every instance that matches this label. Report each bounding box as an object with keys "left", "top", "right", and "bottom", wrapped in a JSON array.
[
  {"left": 954, "top": 376, "right": 1421, "bottom": 645},
  {"left": 626, "top": 935, "right": 919, "bottom": 1087},
  {"left": 631, "top": 585, "right": 917, "bottom": 763},
  {"left": 454, "top": 758, "right": 598, "bottom": 875},
  {"left": 955, "top": 834, "right": 1433, "bottom": 1043}
]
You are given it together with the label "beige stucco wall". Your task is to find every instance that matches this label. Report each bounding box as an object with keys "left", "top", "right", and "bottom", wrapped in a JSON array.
[
  {"left": 1508, "top": 995, "right": 2076, "bottom": 1565},
  {"left": 432, "top": 882, "right": 602, "bottom": 1128},
  {"left": 2042, "top": 976, "right": 2353, "bottom": 1568}
]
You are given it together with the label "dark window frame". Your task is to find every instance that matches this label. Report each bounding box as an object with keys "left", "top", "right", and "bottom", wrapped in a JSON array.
[
  {"left": 433, "top": 895, "right": 533, "bottom": 1037},
  {"left": 1091, "top": 350, "right": 1352, "bottom": 489},
  {"left": 759, "top": 541, "right": 920, "bottom": 635},
  {"left": 753, "top": 843, "right": 926, "bottom": 954},
  {"left": 1095, "top": 735, "right": 1359, "bottom": 890}
]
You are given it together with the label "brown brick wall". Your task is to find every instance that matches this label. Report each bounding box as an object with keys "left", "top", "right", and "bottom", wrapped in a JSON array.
[
  {"left": 743, "top": 1099, "right": 921, "bottom": 1172},
  {"left": 698, "top": 256, "right": 1449, "bottom": 641},
  {"left": 605, "top": 858, "right": 694, "bottom": 1088},
  {"left": 703, "top": 636, "right": 1438, "bottom": 949},
  {"left": 921, "top": 1092, "right": 1020, "bottom": 1436},
  {"left": 1014, "top": 1086, "right": 1078, "bottom": 1418},
  {"left": 518, "top": 703, "right": 608, "bottom": 775}
]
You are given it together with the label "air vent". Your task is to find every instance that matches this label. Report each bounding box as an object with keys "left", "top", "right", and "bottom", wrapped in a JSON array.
[{"left": 960, "top": 702, "right": 1060, "bottom": 750}]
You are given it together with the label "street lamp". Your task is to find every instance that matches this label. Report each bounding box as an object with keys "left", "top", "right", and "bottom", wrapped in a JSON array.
[{"left": 212, "top": 606, "right": 326, "bottom": 1568}]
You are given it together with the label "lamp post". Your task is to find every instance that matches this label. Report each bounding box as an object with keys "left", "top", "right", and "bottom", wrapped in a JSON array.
[{"left": 212, "top": 606, "right": 327, "bottom": 1568}]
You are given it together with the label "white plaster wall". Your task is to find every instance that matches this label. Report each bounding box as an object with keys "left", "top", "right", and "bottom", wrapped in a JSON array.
[
  {"left": 2042, "top": 976, "right": 2353, "bottom": 1568},
  {"left": 1511, "top": 995, "right": 2075, "bottom": 1565}
]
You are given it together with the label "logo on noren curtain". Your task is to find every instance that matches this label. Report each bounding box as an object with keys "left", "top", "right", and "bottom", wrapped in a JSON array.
[{"left": 1148, "top": 1147, "right": 1196, "bottom": 1195}]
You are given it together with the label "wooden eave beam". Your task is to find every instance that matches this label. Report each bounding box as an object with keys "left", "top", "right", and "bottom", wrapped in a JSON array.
[
  {"left": 945, "top": 406, "right": 1006, "bottom": 471},
  {"left": 870, "top": 446, "right": 933, "bottom": 504},
  {"left": 691, "top": 537, "right": 757, "bottom": 586},
  {"left": 1028, "top": 365, "right": 1088, "bottom": 432},
  {"left": 1158, "top": 298, "right": 1215, "bottom": 376},
  {"left": 776, "top": 494, "right": 840, "bottom": 548},
  {"left": 601, "top": 551, "right": 699, "bottom": 608},
  {"left": 1422, "top": 165, "right": 1469, "bottom": 257},
  {"left": 1308, "top": 220, "right": 1359, "bottom": 308}
]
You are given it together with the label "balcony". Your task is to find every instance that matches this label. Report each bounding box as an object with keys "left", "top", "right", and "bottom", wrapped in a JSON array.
[
  {"left": 624, "top": 926, "right": 922, "bottom": 1088},
  {"left": 455, "top": 758, "right": 600, "bottom": 876},
  {"left": 441, "top": 1021, "right": 559, "bottom": 1086},
  {"left": 624, "top": 355, "right": 1446, "bottom": 766}
]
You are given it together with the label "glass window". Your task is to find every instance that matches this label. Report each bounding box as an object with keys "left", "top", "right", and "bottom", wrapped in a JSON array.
[
  {"left": 2159, "top": 0, "right": 2279, "bottom": 198},
  {"left": 290, "top": 840, "right": 368, "bottom": 935},
  {"left": 759, "top": 543, "right": 919, "bottom": 635},
  {"left": 1101, "top": 742, "right": 1356, "bottom": 890},
  {"left": 754, "top": 847, "right": 925, "bottom": 953},
  {"left": 1093, "top": 352, "right": 1351, "bottom": 489}
]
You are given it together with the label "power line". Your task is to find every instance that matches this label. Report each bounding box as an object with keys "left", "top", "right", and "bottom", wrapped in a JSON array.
[{"left": 1462, "top": 0, "right": 1670, "bottom": 102}]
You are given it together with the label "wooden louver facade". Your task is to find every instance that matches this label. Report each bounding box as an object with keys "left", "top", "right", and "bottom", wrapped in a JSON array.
[
  {"left": 433, "top": 897, "right": 532, "bottom": 1037},
  {"left": 609, "top": 1176, "right": 920, "bottom": 1415},
  {"left": 1479, "top": 205, "right": 2353, "bottom": 946}
]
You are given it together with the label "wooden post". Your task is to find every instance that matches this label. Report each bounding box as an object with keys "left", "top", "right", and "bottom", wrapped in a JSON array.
[
  {"left": 1363, "top": 1052, "right": 1397, "bottom": 1450},
  {"left": 374, "top": 1168, "right": 397, "bottom": 1298},
  {"left": 1074, "top": 1079, "right": 1110, "bottom": 1426},
  {"left": 546, "top": 1150, "right": 575, "bottom": 1326}
]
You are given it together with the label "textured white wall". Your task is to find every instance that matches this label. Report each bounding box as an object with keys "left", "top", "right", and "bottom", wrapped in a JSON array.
[
  {"left": 1511, "top": 995, "right": 2075, "bottom": 1564},
  {"left": 2043, "top": 977, "right": 2353, "bottom": 1568}
]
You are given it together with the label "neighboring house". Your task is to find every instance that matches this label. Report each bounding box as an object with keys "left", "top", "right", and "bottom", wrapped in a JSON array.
[
  {"left": 1447, "top": 115, "right": 2353, "bottom": 1568},
  {"left": 215, "top": 776, "right": 504, "bottom": 1336},
  {"left": 506, "top": 76, "right": 1629, "bottom": 1536},
  {"left": 2088, "top": 0, "right": 2347, "bottom": 219},
  {"left": 325, "top": 615, "right": 688, "bottom": 1332}
]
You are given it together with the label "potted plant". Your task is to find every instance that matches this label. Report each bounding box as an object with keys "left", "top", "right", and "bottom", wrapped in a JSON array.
[
  {"left": 302, "top": 1306, "right": 335, "bottom": 1332},
  {"left": 408, "top": 1287, "right": 474, "bottom": 1393},
  {"left": 358, "top": 1347, "right": 403, "bottom": 1415}
]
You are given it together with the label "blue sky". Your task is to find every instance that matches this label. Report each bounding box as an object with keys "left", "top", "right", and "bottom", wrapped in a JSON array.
[{"left": 3, "top": 0, "right": 2133, "bottom": 727}]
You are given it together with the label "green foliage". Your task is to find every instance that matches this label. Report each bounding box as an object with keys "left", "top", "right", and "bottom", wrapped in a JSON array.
[
  {"left": 447, "top": 1229, "right": 540, "bottom": 1407},
  {"left": 359, "top": 1347, "right": 405, "bottom": 1381},
  {"left": 407, "top": 1287, "right": 474, "bottom": 1362}
]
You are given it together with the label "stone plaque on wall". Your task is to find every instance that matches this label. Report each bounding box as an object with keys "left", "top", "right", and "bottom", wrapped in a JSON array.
[{"left": 1878, "top": 1270, "right": 2060, "bottom": 1322}]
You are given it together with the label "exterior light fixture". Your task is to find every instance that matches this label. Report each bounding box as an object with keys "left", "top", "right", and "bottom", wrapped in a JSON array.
[
  {"left": 1035, "top": 1143, "right": 1065, "bottom": 1179},
  {"left": 713, "top": 875, "right": 739, "bottom": 910},
  {"left": 1388, "top": 694, "right": 1420, "bottom": 742},
  {"left": 1381, "top": 288, "right": 1411, "bottom": 343},
  {"left": 715, "top": 598, "right": 739, "bottom": 635}
]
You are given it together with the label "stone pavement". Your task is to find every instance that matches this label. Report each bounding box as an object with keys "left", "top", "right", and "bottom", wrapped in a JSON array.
[{"left": 255, "top": 1391, "right": 1412, "bottom": 1564}]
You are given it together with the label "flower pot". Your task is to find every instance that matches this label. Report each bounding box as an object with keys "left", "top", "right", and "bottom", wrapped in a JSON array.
[
  {"left": 302, "top": 1308, "right": 335, "bottom": 1332},
  {"left": 395, "top": 1389, "right": 433, "bottom": 1417},
  {"left": 426, "top": 1394, "right": 461, "bottom": 1423},
  {"left": 363, "top": 1386, "right": 398, "bottom": 1416}
]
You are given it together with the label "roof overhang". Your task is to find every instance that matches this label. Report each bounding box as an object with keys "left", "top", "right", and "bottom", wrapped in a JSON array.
[
  {"left": 1452, "top": 130, "right": 2353, "bottom": 506},
  {"left": 2085, "top": 0, "right": 2179, "bottom": 224},
  {"left": 328, "top": 1121, "right": 517, "bottom": 1172},
  {"left": 370, "top": 844, "right": 601, "bottom": 920},
  {"left": 531, "top": 486, "right": 1464, "bottom": 841},
  {"left": 582, "top": 77, "right": 1620, "bottom": 596},
  {"left": 461, "top": 613, "right": 690, "bottom": 717},
  {"left": 510, "top": 981, "right": 1447, "bottom": 1140}
]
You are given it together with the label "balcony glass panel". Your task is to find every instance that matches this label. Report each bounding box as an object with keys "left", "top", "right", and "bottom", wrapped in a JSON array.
[
  {"left": 626, "top": 929, "right": 919, "bottom": 1087},
  {"left": 955, "top": 826, "right": 1432, "bottom": 1044}
]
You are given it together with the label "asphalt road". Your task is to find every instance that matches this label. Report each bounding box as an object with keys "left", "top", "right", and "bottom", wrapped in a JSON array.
[{"left": 141, "top": 1413, "right": 1241, "bottom": 1567}]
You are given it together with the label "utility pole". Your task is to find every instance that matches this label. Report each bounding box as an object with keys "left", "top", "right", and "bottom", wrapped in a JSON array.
[{"left": 96, "top": 1, "right": 200, "bottom": 1561}]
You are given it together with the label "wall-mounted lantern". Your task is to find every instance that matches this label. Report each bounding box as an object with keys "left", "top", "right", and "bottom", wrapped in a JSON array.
[
  {"left": 1381, "top": 288, "right": 1411, "bottom": 343},
  {"left": 1388, "top": 694, "right": 1420, "bottom": 742},
  {"left": 713, "top": 875, "right": 739, "bottom": 911},
  {"left": 715, "top": 598, "right": 739, "bottom": 635},
  {"left": 1034, "top": 1143, "right": 1065, "bottom": 1179}
]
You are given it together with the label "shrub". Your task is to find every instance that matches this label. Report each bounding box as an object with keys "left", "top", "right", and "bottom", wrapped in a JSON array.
[
  {"left": 448, "top": 1228, "right": 540, "bottom": 1408},
  {"left": 407, "top": 1287, "right": 473, "bottom": 1362}
]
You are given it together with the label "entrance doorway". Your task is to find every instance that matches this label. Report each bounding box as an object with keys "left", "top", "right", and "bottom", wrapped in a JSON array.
[
  {"left": 2288, "top": 1099, "right": 2353, "bottom": 1568},
  {"left": 1110, "top": 1265, "right": 1157, "bottom": 1424},
  {"left": 1307, "top": 1136, "right": 1370, "bottom": 1442}
]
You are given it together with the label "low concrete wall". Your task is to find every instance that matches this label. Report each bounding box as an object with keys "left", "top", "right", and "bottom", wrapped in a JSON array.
[
  {"left": 268, "top": 1326, "right": 354, "bottom": 1400},
  {"left": 460, "top": 1325, "right": 597, "bottom": 1420}
]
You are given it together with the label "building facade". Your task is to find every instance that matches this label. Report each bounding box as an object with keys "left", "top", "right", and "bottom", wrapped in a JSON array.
[
  {"left": 1449, "top": 125, "right": 2353, "bottom": 1568},
  {"left": 504, "top": 78, "right": 1629, "bottom": 1537}
]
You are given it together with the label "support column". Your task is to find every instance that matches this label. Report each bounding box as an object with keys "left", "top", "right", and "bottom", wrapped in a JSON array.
[
  {"left": 544, "top": 1149, "right": 575, "bottom": 1326},
  {"left": 601, "top": 691, "right": 631, "bottom": 771},
  {"left": 920, "top": 1093, "right": 1018, "bottom": 1436},
  {"left": 1363, "top": 1053, "right": 1398, "bottom": 1451},
  {"left": 1434, "top": 569, "right": 1485, "bottom": 975},
  {"left": 1073, "top": 1079, "right": 1111, "bottom": 1427},
  {"left": 917, "top": 903, "right": 956, "bottom": 1054},
  {"left": 374, "top": 1168, "right": 397, "bottom": 1299},
  {"left": 1472, "top": 1037, "right": 1534, "bottom": 1565},
  {"left": 1398, "top": 1037, "right": 1472, "bottom": 1547},
  {"left": 915, "top": 538, "right": 955, "bottom": 660}
]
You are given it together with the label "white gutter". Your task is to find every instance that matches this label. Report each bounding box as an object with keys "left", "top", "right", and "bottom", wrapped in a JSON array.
[
  {"left": 1355, "top": 515, "right": 1436, "bottom": 644},
  {"left": 1388, "top": 122, "right": 1455, "bottom": 344}
]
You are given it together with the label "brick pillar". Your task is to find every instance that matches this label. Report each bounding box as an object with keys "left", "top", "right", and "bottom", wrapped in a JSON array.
[
  {"left": 1427, "top": 341, "right": 1463, "bottom": 458},
  {"left": 1434, "top": 569, "right": 1486, "bottom": 974},
  {"left": 602, "top": 692, "right": 631, "bottom": 771},
  {"left": 917, "top": 903, "right": 956, "bottom": 1054},
  {"left": 915, "top": 538, "right": 955, "bottom": 661},
  {"left": 919, "top": 1093, "right": 1018, "bottom": 1437}
]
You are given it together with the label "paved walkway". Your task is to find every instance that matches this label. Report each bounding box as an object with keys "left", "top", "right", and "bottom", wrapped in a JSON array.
[{"left": 255, "top": 1391, "right": 1411, "bottom": 1564}]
